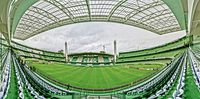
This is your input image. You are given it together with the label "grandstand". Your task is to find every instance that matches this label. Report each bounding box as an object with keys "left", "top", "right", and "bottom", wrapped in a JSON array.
[
  {"left": 68, "top": 52, "right": 114, "bottom": 65},
  {"left": 1, "top": 0, "right": 200, "bottom": 99}
]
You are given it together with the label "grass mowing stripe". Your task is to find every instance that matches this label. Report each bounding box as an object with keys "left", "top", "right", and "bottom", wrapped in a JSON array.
[
  {"left": 108, "top": 66, "right": 135, "bottom": 85},
  {"left": 103, "top": 67, "right": 119, "bottom": 88},
  {"left": 31, "top": 63, "right": 66, "bottom": 71},
  {"left": 106, "top": 67, "right": 123, "bottom": 85},
  {"left": 100, "top": 67, "right": 110, "bottom": 88},
  {"left": 46, "top": 66, "right": 82, "bottom": 80},
  {"left": 31, "top": 62, "right": 161, "bottom": 90},
  {"left": 55, "top": 67, "right": 86, "bottom": 85},
  {"left": 73, "top": 67, "right": 91, "bottom": 88},
  {"left": 94, "top": 68, "right": 97, "bottom": 90},
  {"left": 37, "top": 64, "right": 81, "bottom": 75},
  {"left": 36, "top": 66, "right": 85, "bottom": 86},
  {"left": 110, "top": 66, "right": 155, "bottom": 84},
  {"left": 47, "top": 66, "right": 82, "bottom": 78},
  {"left": 111, "top": 65, "right": 155, "bottom": 78},
  {"left": 85, "top": 67, "right": 96, "bottom": 88}
]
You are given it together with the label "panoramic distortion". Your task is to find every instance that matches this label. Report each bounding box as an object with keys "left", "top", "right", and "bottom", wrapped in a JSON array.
[{"left": 1, "top": 0, "right": 200, "bottom": 99}]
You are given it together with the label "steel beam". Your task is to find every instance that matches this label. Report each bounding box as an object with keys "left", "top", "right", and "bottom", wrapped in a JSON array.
[{"left": 108, "top": 0, "right": 127, "bottom": 21}]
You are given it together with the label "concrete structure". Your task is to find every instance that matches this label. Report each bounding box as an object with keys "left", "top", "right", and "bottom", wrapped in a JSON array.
[
  {"left": 1, "top": 0, "right": 200, "bottom": 98},
  {"left": 114, "top": 40, "right": 117, "bottom": 63},
  {"left": 64, "top": 42, "right": 68, "bottom": 62},
  {"left": 1, "top": 0, "right": 193, "bottom": 42},
  {"left": 68, "top": 52, "right": 114, "bottom": 66}
]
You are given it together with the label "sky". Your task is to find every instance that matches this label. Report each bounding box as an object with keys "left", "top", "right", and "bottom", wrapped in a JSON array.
[{"left": 14, "top": 22, "right": 186, "bottom": 54}]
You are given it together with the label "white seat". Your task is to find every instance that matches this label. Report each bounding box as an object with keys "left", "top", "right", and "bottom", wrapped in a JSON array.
[
  {"left": 148, "top": 95, "right": 157, "bottom": 99},
  {"left": 156, "top": 90, "right": 164, "bottom": 96},
  {"left": 19, "top": 92, "right": 24, "bottom": 99},
  {"left": 175, "top": 97, "right": 182, "bottom": 99}
]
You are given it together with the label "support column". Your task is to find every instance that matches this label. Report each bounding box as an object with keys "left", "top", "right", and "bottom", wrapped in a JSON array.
[
  {"left": 114, "top": 40, "right": 117, "bottom": 63},
  {"left": 189, "top": 34, "right": 193, "bottom": 46},
  {"left": 64, "top": 42, "right": 68, "bottom": 63},
  {"left": 0, "top": 33, "right": 2, "bottom": 85}
]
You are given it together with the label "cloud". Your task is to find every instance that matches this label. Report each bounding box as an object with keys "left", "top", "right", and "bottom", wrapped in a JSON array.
[{"left": 14, "top": 22, "right": 186, "bottom": 54}]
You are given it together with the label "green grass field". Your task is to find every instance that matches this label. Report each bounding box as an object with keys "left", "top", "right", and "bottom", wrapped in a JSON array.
[{"left": 28, "top": 61, "right": 163, "bottom": 91}]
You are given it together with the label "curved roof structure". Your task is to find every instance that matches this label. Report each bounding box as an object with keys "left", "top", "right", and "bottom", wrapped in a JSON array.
[
  {"left": 0, "top": 0, "right": 189, "bottom": 41},
  {"left": 189, "top": 0, "right": 200, "bottom": 37}
]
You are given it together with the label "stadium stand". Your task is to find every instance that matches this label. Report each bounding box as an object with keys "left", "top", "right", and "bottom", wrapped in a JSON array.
[
  {"left": 0, "top": 36, "right": 193, "bottom": 98},
  {"left": 68, "top": 52, "right": 113, "bottom": 65},
  {"left": 119, "top": 36, "right": 189, "bottom": 58},
  {"left": 0, "top": 51, "right": 11, "bottom": 99},
  {"left": 153, "top": 50, "right": 200, "bottom": 99},
  {"left": 123, "top": 52, "right": 186, "bottom": 98},
  {"left": 13, "top": 53, "right": 73, "bottom": 98},
  {"left": 0, "top": 37, "right": 65, "bottom": 63},
  {"left": 189, "top": 50, "right": 200, "bottom": 89},
  {"left": 1, "top": 33, "right": 199, "bottom": 98},
  {"left": 117, "top": 48, "right": 184, "bottom": 64},
  {"left": 1, "top": 36, "right": 200, "bottom": 99}
]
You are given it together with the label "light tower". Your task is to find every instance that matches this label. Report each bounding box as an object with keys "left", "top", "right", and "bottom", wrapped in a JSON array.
[
  {"left": 103, "top": 45, "right": 105, "bottom": 52},
  {"left": 0, "top": 33, "right": 2, "bottom": 85},
  {"left": 64, "top": 42, "right": 68, "bottom": 63},
  {"left": 114, "top": 40, "right": 117, "bottom": 63}
]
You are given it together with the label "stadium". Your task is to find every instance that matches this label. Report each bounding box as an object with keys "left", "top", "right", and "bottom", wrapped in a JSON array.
[{"left": 0, "top": 0, "right": 200, "bottom": 99}]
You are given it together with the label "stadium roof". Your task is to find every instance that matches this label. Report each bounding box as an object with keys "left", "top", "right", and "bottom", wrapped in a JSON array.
[
  {"left": 189, "top": 0, "right": 200, "bottom": 36},
  {"left": 0, "top": 0, "right": 199, "bottom": 42}
]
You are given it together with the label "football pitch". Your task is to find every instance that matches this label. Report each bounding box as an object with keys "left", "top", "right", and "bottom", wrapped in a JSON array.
[{"left": 28, "top": 61, "right": 163, "bottom": 91}]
